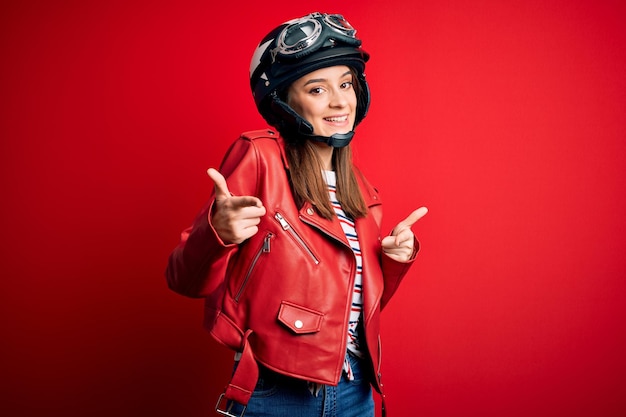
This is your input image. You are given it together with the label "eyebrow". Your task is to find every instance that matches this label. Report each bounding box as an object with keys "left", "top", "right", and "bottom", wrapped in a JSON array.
[{"left": 302, "top": 71, "right": 352, "bottom": 86}]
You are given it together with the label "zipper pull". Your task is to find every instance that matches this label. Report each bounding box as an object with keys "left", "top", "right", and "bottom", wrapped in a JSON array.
[
  {"left": 275, "top": 213, "right": 290, "bottom": 230},
  {"left": 263, "top": 233, "right": 273, "bottom": 252}
]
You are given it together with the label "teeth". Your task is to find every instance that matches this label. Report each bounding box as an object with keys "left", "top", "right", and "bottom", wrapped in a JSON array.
[{"left": 325, "top": 116, "right": 348, "bottom": 122}]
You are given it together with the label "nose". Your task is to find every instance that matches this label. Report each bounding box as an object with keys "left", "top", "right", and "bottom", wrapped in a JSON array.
[{"left": 329, "top": 89, "right": 349, "bottom": 108}]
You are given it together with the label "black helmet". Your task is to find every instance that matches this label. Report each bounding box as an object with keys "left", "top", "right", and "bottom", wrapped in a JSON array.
[{"left": 249, "top": 12, "right": 370, "bottom": 147}]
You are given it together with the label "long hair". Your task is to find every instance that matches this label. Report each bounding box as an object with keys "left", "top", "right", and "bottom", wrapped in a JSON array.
[{"left": 285, "top": 141, "right": 367, "bottom": 221}]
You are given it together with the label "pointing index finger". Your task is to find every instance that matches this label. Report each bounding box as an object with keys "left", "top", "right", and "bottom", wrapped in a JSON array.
[{"left": 398, "top": 206, "right": 429, "bottom": 229}]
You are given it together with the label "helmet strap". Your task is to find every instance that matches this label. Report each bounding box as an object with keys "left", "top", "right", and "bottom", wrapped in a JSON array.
[
  {"left": 301, "top": 131, "right": 355, "bottom": 148},
  {"left": 270, "top": 92, "right": 355, "bottom": 148}
]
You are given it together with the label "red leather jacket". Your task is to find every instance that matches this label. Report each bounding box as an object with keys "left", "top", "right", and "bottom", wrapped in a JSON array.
[{"left": 166, "top": 129, "right": 417, "bottom": 403}]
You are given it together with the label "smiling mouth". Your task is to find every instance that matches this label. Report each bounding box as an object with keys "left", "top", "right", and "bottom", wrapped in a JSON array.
[{"left": 324, "top": 115, "right": 348, "bottom": 123}]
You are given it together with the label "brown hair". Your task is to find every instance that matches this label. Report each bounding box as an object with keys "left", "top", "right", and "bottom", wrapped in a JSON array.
[{"left": 285, "top": 142, "right": 367, "bottom": 221}]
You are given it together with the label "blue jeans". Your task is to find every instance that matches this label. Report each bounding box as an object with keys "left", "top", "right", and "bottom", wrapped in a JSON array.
[{"left": 226, "top": 353, "right": 374, "bottom": 417}]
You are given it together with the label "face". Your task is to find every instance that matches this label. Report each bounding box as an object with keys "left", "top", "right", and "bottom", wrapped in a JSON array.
[{"left": 287, "top": 65, "right": 357, "bottom": 139}]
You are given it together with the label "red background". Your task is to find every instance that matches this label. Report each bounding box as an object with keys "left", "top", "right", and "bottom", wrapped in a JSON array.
[{"left": 2, "top": 0, "right": 625, "bottom": 416}]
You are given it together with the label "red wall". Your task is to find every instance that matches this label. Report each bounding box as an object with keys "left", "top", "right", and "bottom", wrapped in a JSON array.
[{"left": 2, "top": 1, "right": 625, "bottom": 416}]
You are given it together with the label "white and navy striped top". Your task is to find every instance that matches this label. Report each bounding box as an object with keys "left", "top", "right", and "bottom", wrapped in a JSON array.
[
  {"left": 323, "top": 170, "right": 364, "bottom": 380},
  {"left": 308, "top": 171, "right": 365, "bottom": 396}
]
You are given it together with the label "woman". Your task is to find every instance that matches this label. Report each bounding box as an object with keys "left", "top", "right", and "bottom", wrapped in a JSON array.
[{"left": 166, "top": 12, "right": 427, "bottom": 417}]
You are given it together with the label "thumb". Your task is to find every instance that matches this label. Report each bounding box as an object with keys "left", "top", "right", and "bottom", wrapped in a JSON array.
[
  {"left": 392, "top": 206, "right": 429, "bottom": 235},
  {"left": 207, "top": 168, "right": 231, "bottom": 200}
]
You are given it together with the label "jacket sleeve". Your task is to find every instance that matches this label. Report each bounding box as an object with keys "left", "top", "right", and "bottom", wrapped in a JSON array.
[
  {"left": 356, "top": 169, "right": 421, "bottom": 310},
  {"left": 165, "top": 137, "right": 260, "bottom": 298}
]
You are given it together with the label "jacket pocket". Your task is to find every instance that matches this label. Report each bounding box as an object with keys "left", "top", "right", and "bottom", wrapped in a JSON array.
[
  {"left": 277, "top": 301, "right": 324, "bottom": 334},
  {"left": 274, "top": 212, "right": 320, "bottom": 265},
  {"left": 234, "top": 232, "right": 273, "bottom": 303}
]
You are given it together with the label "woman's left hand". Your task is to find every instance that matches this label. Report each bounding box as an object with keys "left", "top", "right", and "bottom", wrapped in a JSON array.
[{"left": 382, "top": 207, "right": 428, "bottom": 263}]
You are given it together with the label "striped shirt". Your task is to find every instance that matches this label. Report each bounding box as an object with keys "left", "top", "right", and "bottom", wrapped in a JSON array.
[
  {"left": 308, "top": 171, "right": 365, "bottom": 396},
  {"left": 323, "top": 170, "right": 364, "bottom": 380}
]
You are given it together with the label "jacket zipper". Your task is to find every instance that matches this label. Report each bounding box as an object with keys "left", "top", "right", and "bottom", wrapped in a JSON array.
[
  {"left": 234, "top": 232, "right": 273, "bottom": 302},
  {"left": 274, "top": 212, "right": 320, "bottom": 265},
  {"left": 377, "top": 334, "right": 383, "bottom": 379}
]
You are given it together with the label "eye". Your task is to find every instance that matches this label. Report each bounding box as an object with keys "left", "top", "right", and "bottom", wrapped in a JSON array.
[
  {"left": 340, "top": 81, "right": 354, "bottom": 90},
  {"left": 308, "top": 86, "right": 325, "bottom": 95}
]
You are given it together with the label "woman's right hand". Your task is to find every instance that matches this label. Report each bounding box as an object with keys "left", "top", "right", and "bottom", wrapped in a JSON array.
[{"left": 207, "top": 168, "right": 266, "bottom": 245}]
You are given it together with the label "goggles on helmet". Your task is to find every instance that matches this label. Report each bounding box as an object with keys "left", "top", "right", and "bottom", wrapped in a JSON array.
[{"left": 270, "top": 13, "right": 361, "bottom": 62}]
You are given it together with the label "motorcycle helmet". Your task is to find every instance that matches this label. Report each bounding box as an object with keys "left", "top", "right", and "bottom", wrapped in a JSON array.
[{"left": 249, "top": 12, "right": 370, "bottom": 147}]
